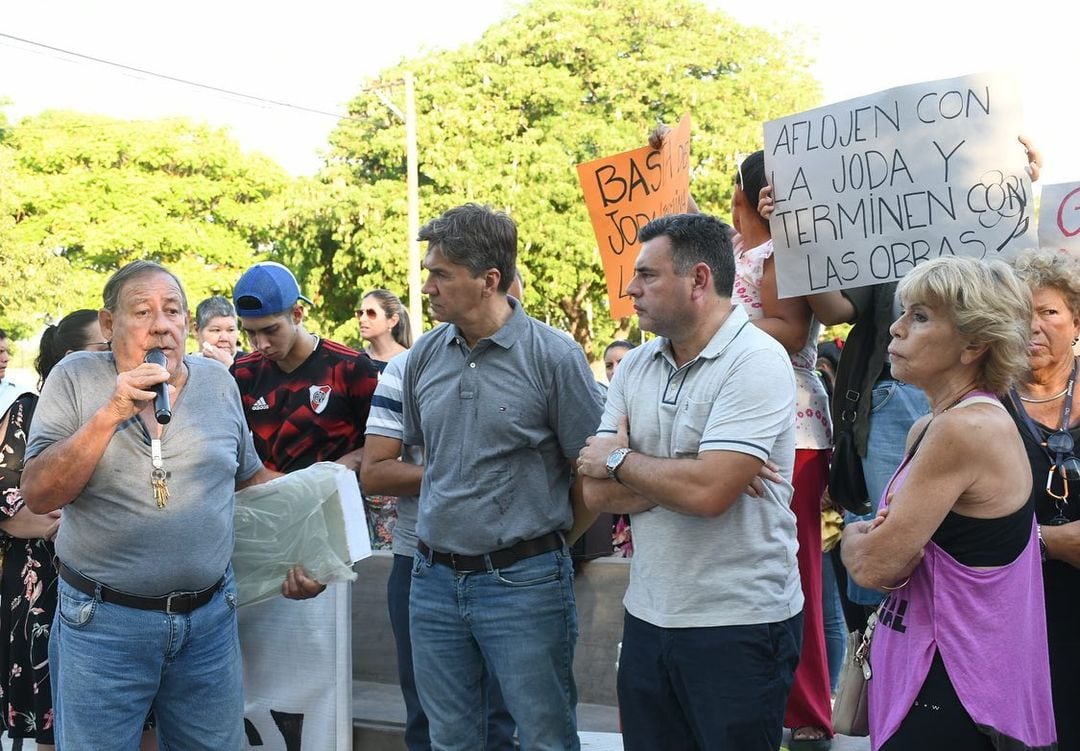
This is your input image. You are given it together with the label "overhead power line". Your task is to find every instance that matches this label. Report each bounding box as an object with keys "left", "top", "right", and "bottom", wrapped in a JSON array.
[{"left": 0, "top": 32, "right": 400, "bottom": 123}]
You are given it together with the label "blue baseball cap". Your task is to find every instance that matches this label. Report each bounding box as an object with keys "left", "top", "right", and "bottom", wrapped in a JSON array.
[{"left": 233, "top": 262, "right": 314, "bottom": 317}]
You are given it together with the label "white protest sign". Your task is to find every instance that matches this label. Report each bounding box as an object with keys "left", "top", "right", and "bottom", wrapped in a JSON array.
[
  {"left": 1038, "top": 182, "right": 1080, "bottom": 255},
  {"left": 334, "top": 467, "right": 372, "bottom": 562},
  {"left": 232, "top": 463, "right": 365, "bottom": 750},
  {"left": 764, "top": 73, "right": 1035, "bottom": 297}
]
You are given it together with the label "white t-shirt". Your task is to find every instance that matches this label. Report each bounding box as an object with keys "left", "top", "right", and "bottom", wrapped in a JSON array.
[{"left": 598, "top": 305, "right": 804, "bottom": 628}]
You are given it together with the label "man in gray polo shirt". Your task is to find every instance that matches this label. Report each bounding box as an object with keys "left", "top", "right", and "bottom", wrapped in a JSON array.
[
  {"left": 578, "top": 213, "right": 803, "bottom": 751},
  {"left": 399, "top": 203, "right": 603, "bottom": 751}
]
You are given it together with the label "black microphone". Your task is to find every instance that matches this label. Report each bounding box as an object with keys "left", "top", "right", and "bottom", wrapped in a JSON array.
[{"left": 143, "top": 349, "right": 172, "bottom": 424}]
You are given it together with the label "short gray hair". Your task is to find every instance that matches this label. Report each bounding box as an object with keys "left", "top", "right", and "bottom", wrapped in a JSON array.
[
  {"left": 102, "top": 261, "right": 188, "bottom": 313},
  {"left": 195, "top": 295, "right": 237, "bottom": 331},
  {"left": 1011, "top": 249, "right": 1080, "bottom": 317}
]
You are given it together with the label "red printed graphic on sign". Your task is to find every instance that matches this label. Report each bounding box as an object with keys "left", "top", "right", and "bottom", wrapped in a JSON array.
[{"left": 1057, "top": 187, "right": 1080, "bottom": 238}]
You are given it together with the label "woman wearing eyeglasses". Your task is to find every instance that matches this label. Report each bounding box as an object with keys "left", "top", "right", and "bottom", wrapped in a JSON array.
[
  {"left": 842, "top": 257, "right": 1055, "bottom": 750},
  {"left": 1007, "top": 249, "right": 1080, "bottom": 749},
  {"left": 356, "top": 289, "right": 412, "bottom": 373}
]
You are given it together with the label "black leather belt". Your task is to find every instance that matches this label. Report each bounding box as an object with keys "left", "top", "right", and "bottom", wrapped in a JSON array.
[
  {"left": 418, "top": 531, "right": 564, "bottom": 572},
  {"left": 59, "top": 562, "right": 224, "bottom": 615}
]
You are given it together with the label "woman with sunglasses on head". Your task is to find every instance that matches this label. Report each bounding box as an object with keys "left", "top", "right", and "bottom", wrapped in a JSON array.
[
  {"left": 356, "top": 290, "right": 412, "bottom": 549},
  {"left": 1007, "top": 249, "right": 1080, "bottom": 749},
  {"left": 357, "top": 289, "right": 412, "bottom": 373},
  {"left": 842, "top": 257, "right": 1055, "bottom": 750}
]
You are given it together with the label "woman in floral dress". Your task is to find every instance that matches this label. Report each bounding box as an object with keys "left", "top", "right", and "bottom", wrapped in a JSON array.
[{"left": 0, "top": 310, "right": 108, "bottom": 747}]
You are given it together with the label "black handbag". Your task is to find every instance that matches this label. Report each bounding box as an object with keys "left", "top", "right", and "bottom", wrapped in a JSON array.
[
  {"left": 826, "top": 310, "right": 876, "bottom": 517},
  {"left": 829, "top": 427, "right": 871, "bottom": 516}
]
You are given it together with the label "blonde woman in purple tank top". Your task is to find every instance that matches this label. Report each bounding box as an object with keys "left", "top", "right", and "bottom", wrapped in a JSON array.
[{"left": 841, "top": 257, "right": 1056, "bottom": 751}]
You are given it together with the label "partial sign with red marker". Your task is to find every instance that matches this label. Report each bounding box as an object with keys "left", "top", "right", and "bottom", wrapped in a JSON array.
[{"left": 1038, "top": 182, "right": 1080, "bottom": 256}]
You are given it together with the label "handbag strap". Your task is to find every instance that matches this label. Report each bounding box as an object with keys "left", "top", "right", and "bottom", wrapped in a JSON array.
[
  {"left": 837, "top": 384, "right": 859, "bottom": 427},
  {"left": 853, "top": 602, "right": 884, "bottom": 678}
]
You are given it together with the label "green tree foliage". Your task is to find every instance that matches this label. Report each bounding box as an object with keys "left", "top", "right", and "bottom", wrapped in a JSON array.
[
  {"left": 283, "top": 0, "right": 821, "bottom": 356},
  {"left": 0, "top": 110, "right": 287, "bottom": 337}
]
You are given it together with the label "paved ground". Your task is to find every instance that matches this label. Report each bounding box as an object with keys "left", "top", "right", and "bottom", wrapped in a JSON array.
[
  {"left": 578, "top": 730, "right": 871, "bottom": 751},
  {"left": 3, "top": 730, "right": 872, "bottom": 749}
]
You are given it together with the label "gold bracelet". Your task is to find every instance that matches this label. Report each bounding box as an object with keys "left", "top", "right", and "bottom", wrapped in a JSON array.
[{"left": 881, "top": 577, "right": 910, "bottom": 591}]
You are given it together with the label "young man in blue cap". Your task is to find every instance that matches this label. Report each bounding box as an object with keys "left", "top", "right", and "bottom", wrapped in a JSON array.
[
  {"left": 230, "top": 260, "right": 379, "bottom": 748},
  {"left": 232, "top": 261, "right": 378, "bottom": 480}
]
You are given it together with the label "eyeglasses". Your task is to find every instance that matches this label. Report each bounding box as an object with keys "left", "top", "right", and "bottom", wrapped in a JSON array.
[
  {"left": 355, "top": 308, "right": 379, "bottom": 320},
  {"left": 85, "top": 341, "right": 111, "bottom": 352}
]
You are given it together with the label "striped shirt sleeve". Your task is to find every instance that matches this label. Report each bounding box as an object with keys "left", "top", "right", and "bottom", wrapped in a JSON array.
[{"left": 364, "top": 350, "right": 407, "bottom": 440}]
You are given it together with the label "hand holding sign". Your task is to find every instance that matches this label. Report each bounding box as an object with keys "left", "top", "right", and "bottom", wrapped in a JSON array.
[{"left": 577, "top": 115, "right": 692, "bottom": 318}]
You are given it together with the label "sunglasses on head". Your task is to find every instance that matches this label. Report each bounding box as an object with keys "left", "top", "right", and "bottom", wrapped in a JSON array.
[{"left": 355, "top": 308, "right": 380, "bottom": 320}]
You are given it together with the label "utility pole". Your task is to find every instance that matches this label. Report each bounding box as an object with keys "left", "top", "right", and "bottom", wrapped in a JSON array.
[
  {"left": 376, "top": 73, "right": 422, "bottom": 341},
  {"left": 404, "top": 72, "right": 421, "bottom": 341}
]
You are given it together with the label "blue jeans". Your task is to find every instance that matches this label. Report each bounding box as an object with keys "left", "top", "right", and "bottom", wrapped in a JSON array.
[
  {"left": 410, "top": 547, "right": 579, "bottom": 751},
  {"left": 845, "top": 379, "right": 929, "bottom": 606},
  {"left": 389, "top": 553, "right": 516, "bottom": 750},
  {"left": 821, "top": 550, "right": 846, "bottom": 692},
  {"left": 617, "top": 611, "right": 802, "bottom": 751},
  {"left": 51, "top": 567, "right": 243, "bottom": 750}
]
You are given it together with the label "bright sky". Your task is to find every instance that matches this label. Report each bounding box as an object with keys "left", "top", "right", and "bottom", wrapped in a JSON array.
[{"left": 1, "top": 0, "right": 1077, "bottom": 187}]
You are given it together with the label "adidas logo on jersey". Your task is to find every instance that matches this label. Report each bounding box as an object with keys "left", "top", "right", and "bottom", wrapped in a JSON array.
[{"left": 252, "top": 397, "right": 270, "bottom": 411}]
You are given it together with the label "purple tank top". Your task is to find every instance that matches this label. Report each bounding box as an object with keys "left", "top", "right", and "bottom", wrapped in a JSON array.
[{"left": 868, "top": 393, "right": 1057, "bottom": 750}]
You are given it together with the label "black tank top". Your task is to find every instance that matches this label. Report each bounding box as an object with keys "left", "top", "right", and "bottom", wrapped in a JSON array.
[{"left": 931, "top": 497, "right": 1032, "bottom": 567}]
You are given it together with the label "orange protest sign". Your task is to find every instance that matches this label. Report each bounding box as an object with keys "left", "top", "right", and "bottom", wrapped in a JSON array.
[{"left": 576, "top": 115, "right": 691, "bottom": 319}]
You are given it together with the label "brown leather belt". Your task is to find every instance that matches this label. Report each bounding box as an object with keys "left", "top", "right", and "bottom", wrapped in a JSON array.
[
  {"left": 417, "top": 531, "right": 564, "bottom": 572},
  {"left": 59, "top": 562, "right": 224, "bottom": 615}
]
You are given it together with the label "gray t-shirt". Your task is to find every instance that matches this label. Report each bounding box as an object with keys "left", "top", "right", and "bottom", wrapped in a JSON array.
[
  {"left": 402, "top": 300, "right": 604, "bottom": 555},
  {"left": 26, "top": 352, "right": 262, "bottom": 595},
  {"left": 599, "top": 305, "right": 804, "bottom": 628},
  {"left": 364, "top": 350, "right": 421, "bottom": 557}
]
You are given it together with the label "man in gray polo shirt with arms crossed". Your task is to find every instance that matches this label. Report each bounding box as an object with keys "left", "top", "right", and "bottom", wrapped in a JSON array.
[
  {"left": 578, "top": 213, "right": 803, "bottom": 751},
  {"left": 399, "top": 203, "right": 603, "bottom": 751}
]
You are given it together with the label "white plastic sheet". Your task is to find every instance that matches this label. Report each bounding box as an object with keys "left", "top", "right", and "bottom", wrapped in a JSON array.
[{"left": 232, "top": 461, "right": 371, "bottom": 608}]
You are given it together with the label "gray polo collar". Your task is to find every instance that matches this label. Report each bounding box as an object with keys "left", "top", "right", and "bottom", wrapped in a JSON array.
[
  {"left": 652, "top": 304, "right": 751, "bottom": 367},
  {"left": 441, "top": 297, "right": 527, "bottom": 350}
]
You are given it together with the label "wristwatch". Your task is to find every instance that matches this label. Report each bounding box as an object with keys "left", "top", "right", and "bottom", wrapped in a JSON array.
[{"left": 605, "top": 447, "right": 633, "bottom": 482}]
